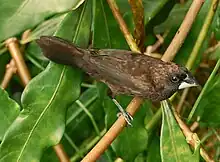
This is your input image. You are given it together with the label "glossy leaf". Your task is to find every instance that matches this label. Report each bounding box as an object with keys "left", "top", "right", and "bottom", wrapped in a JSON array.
[
  {"left": 0, "top": 1, "right": 92, "bottom": 161},
  {"left": 0, "top": 64, "right": 82, "bottom": 161},
  {"left": 42, "top": 88, "right": 104, "bottom": 160},
  {"left": 144, "top": 0, "right": 176, "bottom": 28},
  {"left": 160, "top": 101, "right": 199, "bottom": 162},
  {"left": 0, "top": 0, "right": 85, "bottom": 42},
  {"left": 0, "top": 88, "right": 20, "bottom": 140},
  {"left": 104, "top": 96, "right": 150, "bottom": 161}
]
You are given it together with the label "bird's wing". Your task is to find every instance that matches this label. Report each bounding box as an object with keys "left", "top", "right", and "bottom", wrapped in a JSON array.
[{"left": 89, "top": 50, "right": 155, "bottom": 92}]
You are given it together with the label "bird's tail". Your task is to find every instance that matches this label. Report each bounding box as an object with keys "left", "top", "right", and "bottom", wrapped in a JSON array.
[{"left": 36, "top": 36, "right": 84, "bottom": 66}]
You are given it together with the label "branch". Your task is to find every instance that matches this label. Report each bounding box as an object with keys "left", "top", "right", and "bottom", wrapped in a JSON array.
[
  {"left": 5, "top": 37, "right": 31, "bottom": 86},
  {"left": 146, "top": 31, "right": 169, "bottom": 55},
  {"left": 0, "top": 59, "right": 17, "bottom": 89},
  {"left": 107, "top": 0, "right": 140, "bottom": 53},
  {"left": 162, "top": 0, "right": 205, "bottom": 62},
  {"left": 53, "top": 144, "right": 70, "bottom": 162},
  {"left": 128, "top": 0, "right": 145, "bottom": 51}
]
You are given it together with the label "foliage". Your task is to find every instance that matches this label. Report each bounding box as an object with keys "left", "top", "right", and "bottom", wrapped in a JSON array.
[{"left": 0, "top": 0, "right": 220, "bottom": 162}]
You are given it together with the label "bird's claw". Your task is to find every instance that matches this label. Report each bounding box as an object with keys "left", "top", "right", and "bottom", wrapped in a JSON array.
[
  {"left": 112, "top": 98, "right": 133, "bottom": 126},
  {"left": 117, "top": 111, "right": 133, "bottom": 126}
]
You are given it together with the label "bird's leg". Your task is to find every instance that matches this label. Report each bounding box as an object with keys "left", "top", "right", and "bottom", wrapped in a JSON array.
[
  {"left": 112, "top": 98, "right": 133, "bottom": 126},
  {"left": 107, "top": 89, "right": 133, "bottom": 126}
]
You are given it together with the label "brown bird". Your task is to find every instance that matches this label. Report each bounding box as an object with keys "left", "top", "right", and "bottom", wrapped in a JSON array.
[{"left": 37, "top": 36, "right": 198, "bottom": 124}]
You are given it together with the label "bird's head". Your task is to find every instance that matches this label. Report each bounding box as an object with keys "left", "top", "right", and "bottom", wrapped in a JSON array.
[
  {"left": 149, "top": 61, "right": 199, "bottom": 101},
  {"left": 157, "top": 63, "right": 199, "bottom": 100}
]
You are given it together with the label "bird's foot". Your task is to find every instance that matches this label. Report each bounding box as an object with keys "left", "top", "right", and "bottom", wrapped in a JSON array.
[
  {"left": 117, "top": 111, "right": 133, "bottom": 126},
  {"left": 112, "top": 98, "right": 133, "bottom": 126}
]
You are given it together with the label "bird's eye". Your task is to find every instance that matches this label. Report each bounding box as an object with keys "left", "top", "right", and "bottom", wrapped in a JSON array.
[{"left": 171, "top": 76, "right": 179, "bottom": 83}]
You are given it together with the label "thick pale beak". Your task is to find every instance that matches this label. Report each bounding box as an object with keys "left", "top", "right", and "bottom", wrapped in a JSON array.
[{"left": 178, "top": 75, "right": 199, "bottom": 90}]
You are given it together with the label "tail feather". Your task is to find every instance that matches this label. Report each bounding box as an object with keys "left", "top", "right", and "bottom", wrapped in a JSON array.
[{"left": 36, "top": 36, "right": 83, "bottom": 66}]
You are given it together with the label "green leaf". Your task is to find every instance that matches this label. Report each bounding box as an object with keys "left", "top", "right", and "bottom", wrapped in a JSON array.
[
  {"left": 92, "top": 0, "right": 128, "bottom": 49},
  {"left": 144, "top": 0, "right": 176, "bottom": 29},
  {"left": 213, "top": 9, "right": 220, "bottom": 40},
  {"left": 196, "top": 75, "right": 220, "bottom": 127},
  {"left": 0, "top": 63, "right": 82, "bottom": 161},
  {"left": 0, "top": 88, "right": 20, "bottom": 141},
  {"left": 25, "top": 42, "right": 49, "bottom": 71},
  {"left": 147, "top": 135, "right": 161, "bottom": 162},
  {"left": 0, "top": 0, "right": 85, "bottom": 42},
  {"left": 104, "top": 96, "right": 149, "bottom": 161},
  {"left": 0, "top": 1, "right": 92, "bottom": 161},
  {"left": 161, "top": 101, "right": 199, "bottom": 162}
]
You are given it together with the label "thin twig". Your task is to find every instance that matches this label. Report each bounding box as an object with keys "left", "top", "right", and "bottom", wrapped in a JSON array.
[
  {"left": 54, "top": 144, "right": 70, "bottom": 162},
  {"left": 5, "top": 38, "right": 31, "bottom": 86},
  {"left": 1, "top": 30, "right": 32, "bottom": 88},
  {"left": 107, "top": 0, "right": 140, "bottom": 53},
  {"left": 0, "top": 59, "right": 17, "bottom": 89},
  {"left": 190, "top": 121, "right": 199, "bottom": 132},
  {"left": 204, "top": 41, "right": 220, "bottom": 55},
  {"left": 146, "top": 30, "right": 169, "bottom": 55},
  {"left": 128, "top": 0, "right": 145, "bottom": 51},
  {"left": 162, "top": 0, "right": 205, "bottom": 62}
]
